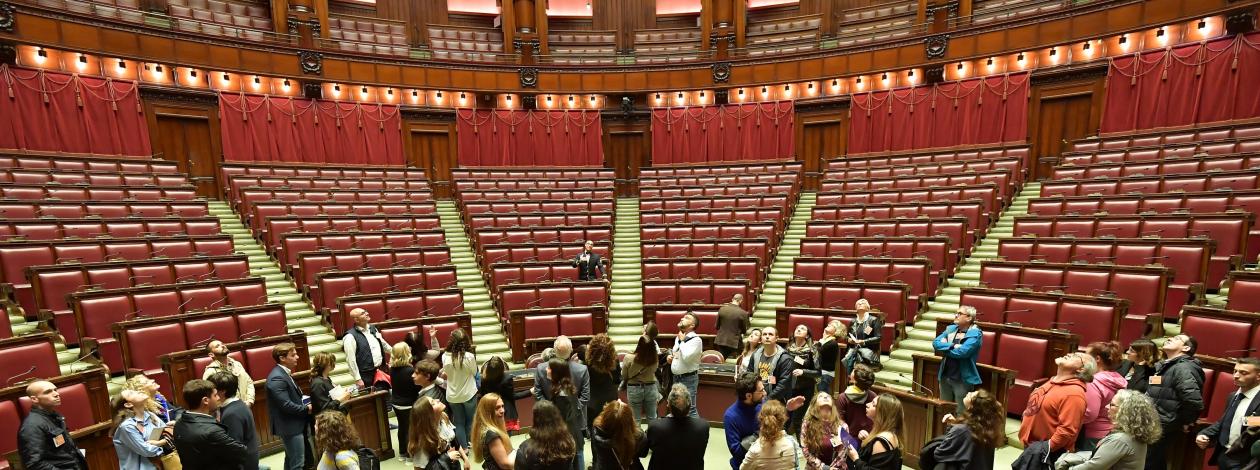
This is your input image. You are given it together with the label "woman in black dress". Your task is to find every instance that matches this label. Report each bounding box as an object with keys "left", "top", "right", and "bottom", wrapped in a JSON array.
[
  {"left": 929, "top": 389, "right": 1004, "bottom": 470},
  {"left": 543, "top": 358, "right": 584, "bottom": 470},
  {"left": 390, "top": 343, "right": 420, "bottom": 464},
  {"left": 309, "top": 352, "right": 348, "bottom": 414},
  {"left": 786, "top": 324, "right": 819, "bottom": 435},
  {"left": 847, "top": 394, "right": 904, "bottom": 470},
  {"left": 585, "top": 334, "right": 621, "bottom": 468}
]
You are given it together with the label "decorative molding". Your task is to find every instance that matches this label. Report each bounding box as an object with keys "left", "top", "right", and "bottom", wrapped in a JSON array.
[
  {"left": 715, "top": 89, "right": 729, "bottom": 105},
  {"left": 1028, "top": 62, "right": 1109, "bottom": 85},
  {"left": 519, "top": 67, "right": 538, "bottom": 88},
  {"left": 1226, "top": 10, "right": 1255, "bottom": 35},
  {"left": 711, "top": 62, "right": 732, "bottom": 83},
  {"left": 286, "top": 17, "right": 320, "bottom": 35},
  {"left": 309, "top": 19, "right": 320, "bottom": 35},
  {"left": 400, "top": 108, "right": 456, "bottom": 121},
  {"left": 924, "top": 34, "right": 949, "bottom": 59},
  {"left": 0, "top": 2, "right": 16, "bottom": 33},
  {"left": 521, "top": 95, "right": 537, "bottom": 109},
  {"left": 512, "top": 38, "right": 540, "bottom": 54},
  {"left": 925, "top": 1, "right": 959, "bottom": 15},
  {"left": 138, "top": 87, "right": 220, "bottom": 105},
  {"left": 298, "top": 51, "right": 322, "bottom": 75},
  {"left": 286, "top": 17, "right": 301, "bottom": 35}
]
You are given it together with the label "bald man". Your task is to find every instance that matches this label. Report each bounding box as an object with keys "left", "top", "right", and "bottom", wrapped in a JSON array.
[
  {"left": 18, "top": 380, "right": 88, "bottom": 470},
  {"left": 202, "top": 339, "right": 256, "bottom": 405},
  {"left": 341, "top": 307, "right": 391, "bottom": 389}
]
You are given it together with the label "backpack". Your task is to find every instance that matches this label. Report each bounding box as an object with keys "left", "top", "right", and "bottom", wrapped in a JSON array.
[{"left": 355, "top": 447, "right": 380, "bottom": 470}]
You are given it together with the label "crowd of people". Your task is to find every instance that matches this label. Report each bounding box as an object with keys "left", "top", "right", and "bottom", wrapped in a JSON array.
[{"left": 13, "top": 297, "right": 1260, "bottom": 470}]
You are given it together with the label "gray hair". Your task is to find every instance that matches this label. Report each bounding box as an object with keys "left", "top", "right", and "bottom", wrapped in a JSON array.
[
  {"left": 957, "top": 305, "right": 977, "bottom": 317},
  {"left": 1076, "top": 352, "right": 1098, "bottom": 383},
  {"left": 1110, "top": 389, "right": 1162, "bottom": 444},
  {"left": 553, "top": 336, "right": 573, "bottom": 359},
  {"left": 667, "top": 383, "right": 691, "bottom": 417}
]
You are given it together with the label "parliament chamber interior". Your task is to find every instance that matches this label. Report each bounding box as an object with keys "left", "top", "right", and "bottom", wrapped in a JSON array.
[{"left": 0, "top": 0, "right": 1259, "bottom": 468}]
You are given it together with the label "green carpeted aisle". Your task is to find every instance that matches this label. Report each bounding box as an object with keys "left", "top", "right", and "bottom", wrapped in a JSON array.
[
  {"left": 608, "top": 198, "right": 644, "bottom": 349},
  {"left": 435, "top": 200, "right": 512, "bottom": 365},
  {"left": 749, "top": 192, "right": 817, "bottom": 330}
]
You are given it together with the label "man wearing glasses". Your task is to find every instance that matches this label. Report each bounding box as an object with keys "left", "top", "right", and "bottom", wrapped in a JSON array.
[{"left": 932, "top": 305, "right": 984, "bottom": 414}]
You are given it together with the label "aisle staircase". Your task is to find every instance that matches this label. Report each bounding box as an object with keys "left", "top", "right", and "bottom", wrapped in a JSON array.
[
  {"left": 434, "top": 201, "right": 512, "bottom": 364},
  {"left": 750, "top": 192, "right": 818, "bottom": 330},
  {"left": 607, "top": 198, "right": 644, "bottom": 349}
]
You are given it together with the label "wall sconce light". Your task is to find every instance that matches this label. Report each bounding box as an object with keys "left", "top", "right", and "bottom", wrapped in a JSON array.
[
  {"left": 36, "top": 48, "right": 47, "bottom": 58},
  {"left": 387, "top": 88, "right": 393, "bottom": 96},
  {"left": 116, "top": 59, "right": 126, "bottom": 70},
  {"left": 957, "top": 62, "right": 964, "bottom": 70},
  {"left": 831, "top": 79, "right": 838, "bottom": 87},
  {"left": 1083, "top": 42, "right": 1091, "bottom": 51},
  {"left": 907, "top": 70, "right": 914, "bottom": 77},
  {"left": 78, "top": 54, "right": 87, "bottom": 64},
  {"left": 1198, "top": 19, "right": 1207, "bottom": 30},
  {"left": 461, "top": 92, "right": 467, "bottom": 99},
  {"left": 222, "top": 73, "right": 230, "bottom": 81},
  {"left": 856, "top": 77, "right": 862, "bottom": 84},
  {"left": 436, "top": 91, "right": 443, "bottom": 98},
  {"left": 784, "top": 84, "right": 790, "bottom": 91},
  {"left": 190, "top": 70, "right": 198, "bottom": 78},
  {"left": 738, "top": 89, "right": 744, "bottom": 95},
  {"left": 986, "top": 57, "right": 994, "bottom": 65},
  {"left": 1016, "top": 52, "right": 1024, "bottom": 61},
  {"left": 546, "top": 95, "right": 553, "bottom": 102},
  {"left": 412, "top": 90, "right": 419, "bottom": 97},
  {"left": 881, "top": 73, "right": 888, "bottom": 80},
  {"left": 655, "top": 93, "right": 661, "bottom": 100},
  {"left": 155, "top": 65, "right": 163, "bottom": 73},
  {"left": 253, "top": 76, "right": 261, "bottom": 84},
  {"left": 505, "top": 95, "right": 511, "bottom": 101},
  {"left": 1049, "top": 48, "right": 1057, "bottom": 56},
  {"left": 677, "top": 92, "right": 683, "bottom": 99},
  {"left": 1156, "top": 28, "right": 1165, "bottom": 37},
  {"left": 699, "top": 91, "right": 705, "bottom": 97},
  {"left": 589, "top": 95, "right": 595, "bottom": 102},
  {"left": 361, "top": 86, "right": 368, "bottom": 94},
  {"left": 761, "top": 86, "right": 767, "bottom": 94},
  {"left": 1118, "top": 35, "right": 1128, "bottom": 45},
  {"left": 334, "top": 84, "right": 341, "bottom": 92}
]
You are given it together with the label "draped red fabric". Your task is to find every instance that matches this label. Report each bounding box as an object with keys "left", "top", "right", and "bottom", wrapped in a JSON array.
[
  {"left": 454, "top": 109, "right": 604, "bottom": 166},
  {"left": 1101, "top": 32, "right": 1260, "bottom": 133},
  {"left": 847, "top": 73, "right": 1030, "bottom": 154},
  {"left": 217, "top": 93, "right": 403, "bottom": 165},
  {"left": 649, "top": 101, "right": 795, "bottom": 164},
  {"left": 0, "top": 65, "right": 151, "bottom": 156}
]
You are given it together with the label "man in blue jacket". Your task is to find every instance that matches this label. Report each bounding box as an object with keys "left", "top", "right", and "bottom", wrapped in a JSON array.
[
  {"left": 723, "top": 372, "right": 805, "bottom": 470},
  {"left": 265, "top": 342, "right": 310, "bottom": 470},
  {"left": 933, "top": 305, "right": 984, "bottom": 414}
]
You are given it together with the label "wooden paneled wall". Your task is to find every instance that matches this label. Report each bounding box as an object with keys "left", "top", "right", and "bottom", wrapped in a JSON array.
[{"left": 597, "top": 0, "right": 657, "bottom": 50}]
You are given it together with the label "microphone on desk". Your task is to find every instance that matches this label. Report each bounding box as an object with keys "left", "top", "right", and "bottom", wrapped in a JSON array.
[{"left": 897, "top": 373, "right": 935, "bottom": 397}]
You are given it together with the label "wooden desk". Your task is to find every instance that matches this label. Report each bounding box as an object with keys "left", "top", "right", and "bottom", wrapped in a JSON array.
[
  {"left": 911, "top": 353, "right": 1016, "bottom": 414},
  {"left": 343, "top": 389, "right": 395, "bottom": 460},
  {"left": 871, "top": 385, "right": 954, "bottom": 469}
]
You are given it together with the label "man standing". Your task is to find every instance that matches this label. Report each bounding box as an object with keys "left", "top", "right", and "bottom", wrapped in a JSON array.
[
  {"left": 342, "top": 307, "right": 391, "bottom": 389},
  {"left": 746, "top": 326, "right": 793, "bottom": 404},
  {"left": 668, "top": 312, "right": 703, "bottom": 417},
  {"left": 638, "top": 384, "right": 709, "bottom": 470},
  {"left": 714, "top": 294, "right": 750, "bottom": 359},
  {"left": 17, "top": 380, "right": 88, "bottom": 470},
  {"left": 532, "top": 336, "right": 591, "bottom": 466},
  {"left": 842, "top": 299, "right": 884, "bottom": 371},
  {"left": 1018, "top": 352, "right": 1095, "bottom": 454},
  {"left": 932, "top": 305, "right": 984, "bottom": 414},
  {"left": 573, "top": 240, "right": 604, "bottom": 281},
  {"left": 208, "top": 371, "right": 261, "bottom": 470},
  {"left": 1197, "top": 357, "right": 1260, "bottom": 470},
  {"left": 172, "top": 379, "right": 251, "bottom": 470},
  {"left": 1144, "top": 334, "right": 1205, "bottom": 470},
  {"left": 265, "top": 342, "right": 311, "bottom": 470},
  {"left": 203, "top": 339, "right": 256, "bottom": 406},
  {"left": 722, "top": 372, "right": 804, "bottom": 470}
]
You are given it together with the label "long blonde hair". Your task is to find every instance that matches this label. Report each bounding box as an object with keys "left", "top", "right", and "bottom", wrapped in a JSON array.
[
  {"left": 390, "top": 342, "right": 412, "bottom": 368},
  {"left": 121, "top": 375, "right": 161, "bottom": 415},
  {"left": 470, "top": 393, "right": 513, "bottom": 463},
  {"left": 863, "top": 394, "right": 904, "bottom": 448}
]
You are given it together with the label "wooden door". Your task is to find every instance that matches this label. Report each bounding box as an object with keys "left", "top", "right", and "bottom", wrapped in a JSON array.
[
  {"left": 153, "top": 115, "right": 218, "bottom": 198},
  {"left": 606, "top": 130, "right": 648, "bottom": 197},
  {"left": 800, "top": 118, "right": 845, "bottom": 190},
  {"left": 408, "top": 129, "right": 453, "bottom": 197},
  {"left": 1032, "top": 94, "right": 1094, "bottom": 180}
]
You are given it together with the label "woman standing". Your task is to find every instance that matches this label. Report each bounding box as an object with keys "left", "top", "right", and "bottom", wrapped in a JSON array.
[
  {"left": 586, "top": 335, "right": 623, "bottom": 456},
  {"left": 816, "top": 321, "right": 846, "bottom": 396},
  {"left": 741, "top": 400, "right": 803, "bottom": 469},
  {"left": 1054, "top": 389, "right": 1162, "bottom": 470},
  {"left": 735, "top": 329, "right": 763, "bottom": 376},
  {"left": 543, "top": 358, "right": 585, "bottom": 470},
  {"left": 479, "top": 356, "right": 529, "bottom": 432},
  {"left": 1079, "top": 341, "right": 1129, "bottom": 451},
  {"left": 410, "top": 396, "right": 466, "bottom": 470},
  {"left": 930, "top": 390, "right": 1004, "bottom": 470},
  {"left": 111, "top": 390, "right": 170, "bottom": 470},
  {"left": 590, "top": 401, "right": 644, "bottom": 470},
  {"left": 442, "top": 329, "right": 479, "bottom": 449},
  {"left": 621, "top": 334, "right": 660, "bottom": 425},
  {"left": 846, "top": 395, "right": 903, "bottom": 470},
  {"left": 122, "top": 374, "right": 178, "bottom": 424},
  {"left": 314, "top": 411, "right": 363, "bottom": 470},
  {"left": 800, "top": 392, "right": 858, "bottom": 469},
  {"left": 391, "top": 343, "right": 421, "bottom": 464},
  {"left": 843, "top": 300, "right": 884, "bottom": 371},
  {"left": 786, "top": 325, "right": 819, "bottom": 435},
  {"left": 1116, "top": 339, "right": 1160, "bottom": 393},
  {"left": 515, "top": 400, "right": 577, "bottom": 470},
  {"left": 310, "top": 352, "right": 349, "bottom": 415},
  {"left": 470, "top": 393, "right": 515, "bottom": 470}
]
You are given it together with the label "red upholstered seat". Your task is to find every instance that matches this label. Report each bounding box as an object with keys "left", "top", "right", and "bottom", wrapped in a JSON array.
[
  {"left": 183, "top": 316, "right": 238, "bottom": 349},
  {"left": 994, "top": 333, "right": 1050, "bottom": 413},
  {"left": 242, "top": 346, "right": 279, "bottom": 379},
  {"left": 524, "top": 315, "right": 559, "bottom": 340}
]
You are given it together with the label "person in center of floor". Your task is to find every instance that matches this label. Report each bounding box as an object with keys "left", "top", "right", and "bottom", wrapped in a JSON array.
[
  {"left": 638, "top": 383, "right": 709, "bottom": 470},
  {"left": 740, "top": 399, "right": 803, "bottom": 469},
  {"left": 932, "top": 305, "right": 983, "bottom": 415},
  {"left": 668, "top": 312, "right": 704, "bottom": 418},
  {"left": 471, "top": 393, "right": 515, "bottom": 470},
  {"left": 515, "top": 400, "right": 577, "bottom": 470},
  {"left": 715, "top": 293, "right": 750, "bottom": 359},
  {"left": 800, "top": 390, "right": 858, "bottom": 470},
  {"left": 622, "top": 332, "right": 661, "bottom": 425},
  {"left": 1054, "top": 389, "right": 1163, "bottom": 470},
  {"left": 391, "top": 342, "right": 420, "bottom": 464},
  {"left": 442, "top": 329, "right": 480, "bottom": 450},
  {"left": 846, "top": 394, "right": 903, "bottom": 470},
  {"left": 591, "top": 400, "right": 645, "bottom": 470},
  {"left": 314, "top": 411, "right": 363, "bottom": 470},
  {"left": 533, "top": 337, "right": 591, "bottom": 469},
  {"left": 930, "top": 390, "right": 1005, "bottom": 470},
  {"left": 836, "top": 364, "right": 877, "bottom": 438}
]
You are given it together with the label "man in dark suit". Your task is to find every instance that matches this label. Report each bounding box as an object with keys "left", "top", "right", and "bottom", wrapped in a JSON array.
[
  {"left": 573, "top": 240, "right": 604, "bottom": 281},
  {"left": 172, "top": 379, "right": 251, "bottom": 470},
  {"left": 532, "top": 336, "right": 591, "bottom": 467},
  {"left": 1196, "top": 357, "right": 1260, "bottom": 470},
  {"left": 208, "top": 371, "right": 261, "bottom": 470},
  {"left": 638, "top": 383, "right": 709, "bottom": 470},
  {"left": 714, "top": 294, "right": 749, "bottom": 359},
  {"left": 265, "top": 342, "right": 311, "bottom": 470}
]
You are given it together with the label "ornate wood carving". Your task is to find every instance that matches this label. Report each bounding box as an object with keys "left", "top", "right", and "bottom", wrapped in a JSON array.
[
  {"left": 0, "top": 2, "right": 16, "bottom": 33},
  {"left": 519, "top": 67, "right": 538, "bottom": 88},
  {"left": 298, "top": 51, "right": 323, "bottom": 75},
  {"left": 711, "top": 62, "right": 732, "bottom": 83},
  {"left": 924, "top": 34, "right": 949, "bottom": 59}
]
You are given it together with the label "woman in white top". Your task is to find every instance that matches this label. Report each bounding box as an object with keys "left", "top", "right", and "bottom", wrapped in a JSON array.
[
  {"left": 410, "top": 396, "right": 469, "bottom": 470},
  {"left": 741, "top": 399, "right": 803, "bottom": 470},
  {"left": 442, "top": 328, "right": 479, "bottom": 449}
]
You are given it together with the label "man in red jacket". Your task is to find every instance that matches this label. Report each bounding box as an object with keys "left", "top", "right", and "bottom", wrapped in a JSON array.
[{"left": 1019, "top": 351, "right": 1097, "bottom": 453}]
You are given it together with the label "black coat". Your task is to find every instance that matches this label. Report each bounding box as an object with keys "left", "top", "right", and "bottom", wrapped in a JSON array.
[
  {"left": 310, "top": 375, "right": 347, "bottom": 415},
  {"left": 1145, "top": 354, "right": 1205, "bottom": 427},
  {"left": 478, "top": 373, "right": 529, "bottom": 420},
  {"left": 591, "top": 425, "right": 645, "bottom": 470},
  {"left": 217, "top": 400, "right": 260, "bottom": 470},
  {"left": 637, "top": 414, "right": 709, "bottom": 470},
  {"left": 17, "top": 408, "right": 87, "bottom": 470},
  {"left": 172, "top": 411, "right": 251, "bottom": 470},
  {"left": 574, "top": 251, "right": 604, "bottom": 281},
  {"left": 1116, "top": 360, "right": 1153, "bottom": 393}
]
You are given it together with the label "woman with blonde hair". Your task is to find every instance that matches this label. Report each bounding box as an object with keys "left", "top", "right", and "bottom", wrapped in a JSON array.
[
  {"left": 314, "top": 410, "right": 363, "bottom": 470},
  {"left": 741, "top": 400, "right": 802, "bottom": 469},
  {"left": 734, "top": 328, "right": 763, "bottom": 375},
  {"left": 591, "top": 401, "right": 644, "bottom": 470},
  {"left": 111, "top": 389, "right": 170, "bottom": 470},
  {"left": 391, "top": 342, "right": 421, "bottom": 464},
  {"left": 121, "top": 374, "right": 176, "bottom": 423},
  {"left": 800, "top": 392, "right": 858, "bottom": 469},
  {"left": 1054, "top": 389, "right": 1162, "bottom": 470},
  {"left": 471, "top": 393, "right": 515, "bottom": 470},
  {"left": 816, "top": 321, "right": 847, "bottom": 395},
  {"left": 846, "top": 394, "right": 904, "bottom": 470}
]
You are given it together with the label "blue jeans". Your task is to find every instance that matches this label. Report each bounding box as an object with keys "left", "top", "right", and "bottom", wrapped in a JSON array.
[
  {"left": 673, "top": 372, "right": 699, "bottom": 418},
  {"left": 280, "top": 433, "right": 305, "bottom": 470},
  {"left": 818, "top": 372, "right": 835, "bottom": 397},
  {"left": 449, "top": 397, "right": 478, "bottom": 449},
  {"left": 573, "top": 446, "right": 585, "bottom": 470},
  {"left": 626, "top": 383, "right": 660, "bottom": 424}
]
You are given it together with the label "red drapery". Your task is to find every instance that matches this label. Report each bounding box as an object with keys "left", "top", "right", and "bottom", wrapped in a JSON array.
[
  {"left": 847, "top": 73, "right": 1030, "bottom": 154},
  {"left": 218, "top": 93, "right": 403, "bottom": 165},
  {"left": 650, "top": 101, "right": 795, "bottom": 164},
  {"left": 1101, "top": 33, "right": 1260, "bottom": 133},
  {"left": 0, "top": 65, "right": 151, "bottom": 156},
  {"left": 455, "top": 109, "right": 603, "bottom": 166}
]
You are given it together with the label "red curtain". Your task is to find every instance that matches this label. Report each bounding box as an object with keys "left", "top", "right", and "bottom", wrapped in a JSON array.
[
  {"left": 0, "top": 65, "right": 151, "bottom": 156},
  {"left": 650, "top": 101, "right": 795, "bottom": 164},
  {"left": 847, "top": 73, "right": 1030, "bottom": 154},
  {"left": 1101, "top": 33, "right": 1260, "bottom": 133},
  {"left": 455, "top": 109, "right": 603, "bottom": 166},
  {"left": 218, "top": 94, "right": 403, "bottom": 165}
]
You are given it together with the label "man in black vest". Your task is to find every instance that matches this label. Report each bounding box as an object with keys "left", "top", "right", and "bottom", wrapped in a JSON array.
[
  {"left": 342, "top": 307, "right": 391, "bottom": 389},
  {"left": 573, "top": 240, "right": 604, "bottom": 281}
]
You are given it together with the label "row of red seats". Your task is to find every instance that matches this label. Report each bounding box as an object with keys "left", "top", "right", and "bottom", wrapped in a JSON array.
[
  {"left": 640, "top": 182, "right": 797, "bottom": 199},
  {"left": 248, "top": 201, "right": 438, "bottom": 231},
  {"left": 643, "top": 257, "right": 762, "bottom": 289},
  {"left": 512, "top": 306, "right": 606, "bottom": 361},
  {"left": 1052, "top": 152, "right": 1260, "bottom": 179},
  {"left": 0, "top": 217, "right": 221, "bottom": 242},
  {"left": 499, "top": 281, "right": 609, "bottom": 318},
  {"left": 639, "top": 194, "right": 792, "bottom": 212},
  {"left": 640, "top": 222, "right": 777, "bottom": 242},
  {"left": 457, "top": 188, "right": 615, "bottom": 202},
  {"left": 0, "top": 184, "right": 197, "bottom": 201},
  {"left": 222, "top": 162, "right": 425, "bottom": 181},
  {"left": 1040, "top": 169, "right": 1260, "bottom": 197},
  {"left": 799, "top": 236, "right": 955, "bottom": 276},
  {"left": 461, "top": 199, "right": 614, "bottom": 216},
  {"left": 792, "top": 257, "right": 937, "bottom": 316},
  {"left": 826, "top": 145, "right": 1029, "bottom": 171},
  {"left": 0, "top": 200, "right": 209, "bottom": 219},
  {"left": 641, "top": 239, "right": 771, "bottom": 263},
  {"left": 639, "top": 208, "right": 785, "bottom": 231},
  {"left": 804, "top": 218, "right": 973, "bottom": 255},
  {"left": 451, "top": 168, "right": 612, "bottom": 180},
  {"left": 821, "top": 172, "right": 1013, "bottom": 206},
  {"left": 1070, "top": 123, "right": 1260, "bottom": 153},
  {"left": 294, "top": 246, "right": 452, "bottom": 290},
  {"left": 0, "top": 152, "right": 178, "bottom": 173},
  {"left": 815, "top": 184, "right": 999, "bottom": 219},
  {"left": 453, "top": 179, "right": 613, "bottom": 191},
  {"left": 996, "top": 237, "right": 1211, "bottom": 305},
  {"left": 811, "top": 200, "right": 991, "bottom": 239},
  {"left": 276, "top": 229, "right": 446, "bottom": 273},
  {"left": 487, "top": 261, "right": 581, "bottom": 294},
  {"left": 237, "top": 188, "right": 433, "bottom": 215},
  {"left": 337, "top": 288, "right": 465, "bottom": 336},
  {"left": 824, "top": 157, "right": 1021, "bottom": 182},
  {"left": 262, "top": 215, "right": 442, "bottom": 250},
  {"left": 641, "top": 279, "right": 750, "bottom": 309},
  {"left": 473, "top": 226, "right": 612, "bottom": 248},
  {"left": 224, "top": 175, "right": 430, "bottom": 206},
  {"left": 640, "top": 161, "right": 801, "bottom": 178},
  {"left": 783, "top": 280, "right": 914, "bottom": 325},
  {"left": 959, "top": 286, "right": 1138, "bottom": 348},
  {"left": 639, "top": 172, "right": 798, "bottom": 188},
  {"left": 1063, "top": 139, "right": 1260, "bottom": 165},
  {"left": 0, "top": 168, "right": 189, "bottom": 186},
  {"left": 309, "top": 265, "right": 459, "bottom": 318},
  {"left": 481, "top": 241, "right": 611, "bottom": 266},
  {"left": 978, "top": 259, "right": 1176, "bottom": 320},
  {"left": 467, "top": 212, "right": 614, "bottom": 230}
]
